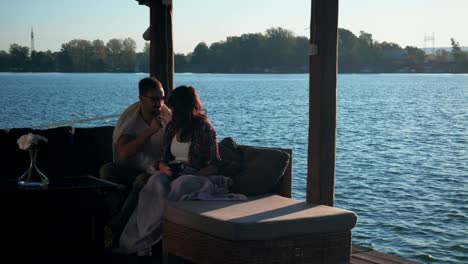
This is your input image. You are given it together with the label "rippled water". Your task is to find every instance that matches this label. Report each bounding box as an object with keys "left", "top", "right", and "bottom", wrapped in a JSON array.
[{"left": 1, "top": 73, "right": 467, "bottom": 263}]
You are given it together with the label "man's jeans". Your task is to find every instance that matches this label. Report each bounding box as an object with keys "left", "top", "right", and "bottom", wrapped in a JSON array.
[{"left": 99, "top": 162, "right": 151, "bottom": 237}]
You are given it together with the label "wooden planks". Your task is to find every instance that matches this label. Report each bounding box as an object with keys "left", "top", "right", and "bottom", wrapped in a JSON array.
[
  {"left": 105, "top": 243, "right": 418, "bottom": 264},
  {"left": 351, "top": 244, "right": 420, "bottom": 264}
]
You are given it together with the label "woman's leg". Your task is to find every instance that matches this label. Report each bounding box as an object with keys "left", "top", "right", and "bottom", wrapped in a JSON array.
[{"left": 168, "top": 174, "right": 212, "bottom": 201}]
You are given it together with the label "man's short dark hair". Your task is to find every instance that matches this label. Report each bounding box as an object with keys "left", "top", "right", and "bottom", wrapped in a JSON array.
[{"left": 139, "top": 77, "right": 163, "bottom": 96}]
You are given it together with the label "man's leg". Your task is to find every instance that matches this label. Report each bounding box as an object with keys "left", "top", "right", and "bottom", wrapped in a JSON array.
[
  {"left": 110, "top": 171, "right": 152, "bottom": 239},
  {"left": 99, "top": 162, "right": 140, "bottom": 221},
  {"left": 118, "top": 173, "right": 172, "bottom": 254}
]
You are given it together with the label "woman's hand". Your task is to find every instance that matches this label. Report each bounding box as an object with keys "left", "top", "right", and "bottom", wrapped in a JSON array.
[{"left": 158, "top": 161, "right": 172, "bottom": 176}]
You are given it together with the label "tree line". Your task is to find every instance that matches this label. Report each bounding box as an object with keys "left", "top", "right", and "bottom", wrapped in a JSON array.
[
  {"left": 0, "top": 27, "right": 467, "bottom": 73},
  {"left": 0, "top": 38, "right": 149, "bottom": 73}
]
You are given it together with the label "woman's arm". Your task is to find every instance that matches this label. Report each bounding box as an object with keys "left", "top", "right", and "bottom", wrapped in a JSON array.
[{"left": 193, "top": 120, "right": 221, "bottom": 176}]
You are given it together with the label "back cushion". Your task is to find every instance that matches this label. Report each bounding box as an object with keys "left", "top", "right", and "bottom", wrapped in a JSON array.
[
  {"left": 218, "top": 137, "right": 243, "bottom": 177},
  {"left": 231, "top": 145, "right": 290, "bottom": 196},
  {"left": 71, "top": 126, "right": 114, "bottom": 177},
  {"left": 0, "top": 128, "right": 29, "bottom": 181}
]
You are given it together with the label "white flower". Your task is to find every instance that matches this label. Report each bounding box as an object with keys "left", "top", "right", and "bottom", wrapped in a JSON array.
[{"left": 17, "top": 133, "right": 48, "bottom": 150}]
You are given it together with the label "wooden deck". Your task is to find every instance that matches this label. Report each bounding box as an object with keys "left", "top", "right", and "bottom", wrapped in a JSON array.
[
  {"left": 102, "top": 243, "right": 419, "bottom": 264},
  {"left": 351, "top": 244, "right": 419, "bottom": 264}
]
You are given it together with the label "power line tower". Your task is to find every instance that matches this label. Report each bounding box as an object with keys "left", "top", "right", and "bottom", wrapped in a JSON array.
[
  {"left": 30, "top": 27, "right": 35, "bottom": 52},
  {"left": 424, "top": 33, "right": 435, "bottom": 54}
]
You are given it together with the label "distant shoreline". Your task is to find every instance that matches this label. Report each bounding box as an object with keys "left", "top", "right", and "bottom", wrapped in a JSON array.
[
  {"left": 1, "top": 71, "right": 467, "bottom": 74},
  {"left": 2, "top": 27, "right": 467, "bottom": 74}
]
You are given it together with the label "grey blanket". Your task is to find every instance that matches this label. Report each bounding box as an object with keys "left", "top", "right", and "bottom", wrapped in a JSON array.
[{"left": 118, "top": 173, "right": 246, "bottom": 255}]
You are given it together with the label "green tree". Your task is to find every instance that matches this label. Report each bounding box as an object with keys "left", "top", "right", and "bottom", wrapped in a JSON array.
[
  {"left": 293, "top": 36, "right": 309, "bottom": 71},
  {"left": 239, "top": 33, "right": 267, "bottom": 71},
  {"left": 106, "top": 38, "right": 123, "bottom": 71},
  {"left": 224, "top": 37, "right": 244, "bottom": 72},
  {"left": 264, "top": 27, "right": 295, "bottom": 70},
  {"left": 0, "top": 50, "right": 10, "bottom": 70},
  {"left": 178, "top": 27, "right": 309, "bottom": 73},
  {"left": 174, "top": 53, "right": 188, "bottom": 72},
  {"left": 338, "top": 29, "right": 359, "bottom": 72},
  {"left": 374, "top": 42, "right": 403, "bottom": 72},
  {"left": 90, "top": 39, "right": 107, "bottom": 71},
  {"left": 433, "top": 49, "right": 451, "bottom": 72},
  {"left": 121, "top": 38, "right": 137, "bottom": 72},
  {"left": 59, "top": 39, "right": 93, "bottom": 72},
  {"left": 451, "top": 38, "right": 462, "bottom": 53},
  {"left": 191, "top": 42, "right": 209, "bottom": 69},
  {"left": 356, "top": 31, "right": 376, "bottom": 71},
  {"left": 208, "top": 42, "right": 228, "bottom": 72},
  {"left": 30, "top": 50, "right": 55, "bottom": 71},
  {"left": 451, "top": 38, "right": 466, "bottom": 72},
  {"left": 405, "top": 46, "right": 426, "bottom": 72},
  {"left": 136, "top": 42, "right": 150, "bottom": 72},
  {"left": 9, "top": 44, "right": 30, "bottom": 69}
]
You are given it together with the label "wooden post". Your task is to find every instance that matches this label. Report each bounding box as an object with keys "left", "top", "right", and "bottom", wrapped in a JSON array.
[
  {"left": 149, "top": 0, "right": 174, "bottom": 97},
  {"left": 307, "top": 0, "right": 339, "bottom": 206}
]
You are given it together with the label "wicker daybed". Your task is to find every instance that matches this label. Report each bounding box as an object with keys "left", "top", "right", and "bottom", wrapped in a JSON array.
[{"left": 162, "top": 145, "right": 358, "bottom": 264}]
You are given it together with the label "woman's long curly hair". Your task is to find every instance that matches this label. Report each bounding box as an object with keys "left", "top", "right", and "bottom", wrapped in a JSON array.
[{"left": 167, "top": 85, "right": 208, "bottom": 142}]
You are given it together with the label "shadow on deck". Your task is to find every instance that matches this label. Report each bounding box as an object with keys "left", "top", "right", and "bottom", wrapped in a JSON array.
[{"left": 99, "top": 243, "right": 419, "bottom": 264}]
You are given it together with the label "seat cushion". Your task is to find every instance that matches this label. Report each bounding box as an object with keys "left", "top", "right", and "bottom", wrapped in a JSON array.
[{"left": 164, "top": 195, "right": 358, "bottom": 241}]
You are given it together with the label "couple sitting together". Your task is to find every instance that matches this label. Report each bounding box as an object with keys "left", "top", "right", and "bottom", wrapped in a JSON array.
[{"left": 100, "top": 77, "right": 245, "bottom": 255}]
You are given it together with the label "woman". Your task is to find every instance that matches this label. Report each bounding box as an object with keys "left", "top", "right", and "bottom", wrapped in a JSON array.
[
  {"left": 159, "top": 85, "right": 221, "bottom": 178},
  {"left": 118, "top": 85, "right": 237, "bottom": 256}
]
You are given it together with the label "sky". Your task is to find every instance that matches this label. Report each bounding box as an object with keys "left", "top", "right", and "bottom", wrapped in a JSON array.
[{"left": 0, "top": 0, "right": 467, "bottom": 54}]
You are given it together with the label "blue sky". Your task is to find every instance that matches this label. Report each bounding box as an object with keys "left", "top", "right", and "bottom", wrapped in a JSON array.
[{"left": 1, "top": 0, "right": 467, "bottom": 54}]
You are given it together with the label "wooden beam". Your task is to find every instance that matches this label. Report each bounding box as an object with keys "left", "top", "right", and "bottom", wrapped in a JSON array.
[
  {"left": 149, "top": 0, "right": 174, "bottom": 96},
  {"left": 307, "top": 0, "right": 339, "bottom": 206}
]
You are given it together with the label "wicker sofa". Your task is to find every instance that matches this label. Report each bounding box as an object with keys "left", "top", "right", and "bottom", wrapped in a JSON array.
[
  {"left": 163, "top": 138, "right": 358, "bottom": 264},
  {"left": 0, "top": 126, "right": 357, "bottom": 262}
]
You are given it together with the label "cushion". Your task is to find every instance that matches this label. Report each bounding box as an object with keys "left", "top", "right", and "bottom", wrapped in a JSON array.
[
  {"left": 218, "top": 137, "right": 243, "bottom": 177},
  {"left": 71, "top": 126, "right": 114, "bottom": 177},
  {"left": 0, "top": 128, "right": 26, "bottom": 180},
  {"left": 164, "top": 194, "right": 358, "bottom": 241},
  {"left": 231, "top": 145, "right": 290, "bottom": 195}
]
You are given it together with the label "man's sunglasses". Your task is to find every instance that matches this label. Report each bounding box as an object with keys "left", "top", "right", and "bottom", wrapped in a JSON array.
[{"left": 141, "top": 95, "right": 165, "bottom": 102}]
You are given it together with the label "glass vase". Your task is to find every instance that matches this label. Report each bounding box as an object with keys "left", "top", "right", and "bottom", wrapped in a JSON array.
[{"left": 17, "top": 146, "right": 49, "bottom": 189}]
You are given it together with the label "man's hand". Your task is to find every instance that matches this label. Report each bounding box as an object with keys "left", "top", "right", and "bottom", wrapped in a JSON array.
[{"left": 148, "top": 115, "right": 165, "bottom": 134}]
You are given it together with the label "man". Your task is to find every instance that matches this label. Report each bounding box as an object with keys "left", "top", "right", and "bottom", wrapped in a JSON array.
[{"left": 100, "top": 77, "right": 171, "bottom": 246}]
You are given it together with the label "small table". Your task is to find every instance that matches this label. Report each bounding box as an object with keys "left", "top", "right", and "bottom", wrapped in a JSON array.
[
  {"left": 0, "top": 175, "right": 119, "bottom": 256},
  {"left": 0, "top": 175, "right": 120, "bottom": 193}
]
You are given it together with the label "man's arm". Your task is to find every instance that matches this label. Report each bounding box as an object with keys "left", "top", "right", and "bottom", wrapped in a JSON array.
[{"left": 117, "top": 117, "right": 163, "bottom": 160}]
